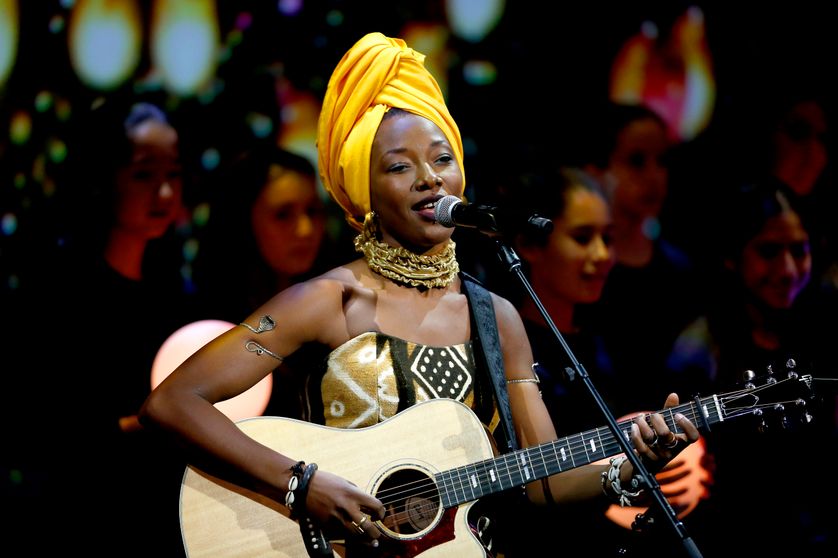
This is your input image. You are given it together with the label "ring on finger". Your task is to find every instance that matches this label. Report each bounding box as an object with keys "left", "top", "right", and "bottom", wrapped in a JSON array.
[
  {"left": 351, "top": 515, "right": 368, "bottom": 534},
  {"left": 663, "top": 436, "right": 679, "bottom": 449},
  {"left": 645, "top": 432, "right": 659, "bottom": 448}
]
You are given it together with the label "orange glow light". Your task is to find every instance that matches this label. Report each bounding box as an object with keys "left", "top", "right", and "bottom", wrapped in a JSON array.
[{"left": 151, "top": 320, "right": 272, "bottom": 421}]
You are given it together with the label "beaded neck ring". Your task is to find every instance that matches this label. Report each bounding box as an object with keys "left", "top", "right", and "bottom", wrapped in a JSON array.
[{"left": 354, "top": 212, "right": 459, "bottom": 289}]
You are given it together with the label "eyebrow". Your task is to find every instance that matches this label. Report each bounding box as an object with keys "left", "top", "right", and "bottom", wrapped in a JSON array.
[{"left": 383, "top": 139, "right": 449, "bottom": 156}]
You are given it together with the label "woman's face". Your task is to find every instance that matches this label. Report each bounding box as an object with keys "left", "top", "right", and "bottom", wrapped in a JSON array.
[
  {"left": 250, "top": 168, "right": 326, "bottom": 278},
  {"left": 607, "top": 116, "right": 671, "bottom": 221},
  {"left": 737, "top": 210, "right": 812, "bottom": 309},
  {"left": 113, "top": 119, "right": 183, "bottom": 240},
  {"left": 369, "top": 111, "right": 464, "bottom": 253},
  {"left": 772, "top": 99, "right": 828, "bottom": 197},
  {"left": 523, "top": 187, "right": 616, "bottom": 305}
]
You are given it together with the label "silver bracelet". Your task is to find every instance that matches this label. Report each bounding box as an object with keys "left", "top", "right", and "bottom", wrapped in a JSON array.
[
  {"left": 506, "top": 377, "right": 540, "bottom": 385},
  {"left": 507, "top": 363, "right": 541, "bottom": 384},
  {"left": 245, "top": 341, "right": 284, "bottom": 362}
]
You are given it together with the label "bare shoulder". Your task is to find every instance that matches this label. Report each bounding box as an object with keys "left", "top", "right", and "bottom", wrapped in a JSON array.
[
  {"left": 249, "top": 261, "right": 367, "bottom": 347},
  {"left": 487, "top": 290, "right": 535, "bottom": 380},
  {"left": 488, "top": 291, "right": 525, "bottom": 330}
]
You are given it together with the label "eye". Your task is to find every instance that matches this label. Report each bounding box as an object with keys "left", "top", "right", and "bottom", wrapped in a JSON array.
[
  {"left": 627, "top": 152, "right": 646, "bottom": 169},
  {"left": 781, "top": 119, "right": 815, "bottom": 142},
  {"left": 754, "top": 242, "right": 811, "bottom": 260},
  {"left": 754, "top": 243, "right": 782, "bottom": 260},
  {"left": 387, "top": 162, "right": 409, "bottom": 173},
  {"left": 789, "top": 241, "right": 811, "bottom": 259},
  {"left": 132, "top": 169, "right": 154, "bottom": 181},
  {"left": 272, "top": 208, "right": 293, "bottom": 221},
  {"left": 572, "top": 231, "right": 595, "bottom": 246},
  {"left": 307, "top": 206, "right": 326, "bottom": 219}
]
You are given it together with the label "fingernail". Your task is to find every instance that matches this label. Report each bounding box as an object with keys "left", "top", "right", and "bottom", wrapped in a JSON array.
[{"left": 675, "top": 413, "right": 685, "bottom": 420}]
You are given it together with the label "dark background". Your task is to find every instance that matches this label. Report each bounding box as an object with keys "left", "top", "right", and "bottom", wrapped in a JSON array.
[
  {"left": 1, "top": 2, "right": 835, "bottom": 555},
  {"left": 1, "top": 1, "right": 835, "bottom": 295}
]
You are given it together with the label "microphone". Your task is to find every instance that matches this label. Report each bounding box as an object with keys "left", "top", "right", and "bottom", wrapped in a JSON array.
[{"left": 434, "top": 195, "right": 553, "bottom": 237}]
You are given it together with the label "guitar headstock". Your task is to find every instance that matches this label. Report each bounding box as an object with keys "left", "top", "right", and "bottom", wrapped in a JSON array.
[{"left": 714, "top": 359, "right": 818, "bottom": 431}]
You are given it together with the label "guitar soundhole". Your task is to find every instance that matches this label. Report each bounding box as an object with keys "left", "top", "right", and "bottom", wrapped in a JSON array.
[{"left": 375, "top": 466, "right": 441, "bottom": 539}]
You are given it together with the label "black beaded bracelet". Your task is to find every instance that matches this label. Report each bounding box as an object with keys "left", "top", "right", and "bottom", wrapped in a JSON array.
[
  {"left": 292, "top": 463, "right": 318, "bottom": 518},
  {"left": 285, "top": 461, "right": 306, "bottom": 511}
]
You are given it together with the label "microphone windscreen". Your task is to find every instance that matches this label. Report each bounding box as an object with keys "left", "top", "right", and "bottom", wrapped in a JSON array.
[{"left": 434, "top": 195, "right": 461, "bottom": 228}]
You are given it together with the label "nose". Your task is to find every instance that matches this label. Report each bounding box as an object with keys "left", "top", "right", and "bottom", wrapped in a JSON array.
[
  {"left": 591, "top": 235, "right": 612, "bottom": 262},
  {"left": 776, "top": 248, "right": 801, "bottom": 277},
  {"left": 295, "top": 214, "right": 314, "bottom": 237},
  {"left": 415, "top": 163, "right": 443, "bottom": 190},
  {"left": 158, "top": 181, "right": 174, "bottom": 199}
]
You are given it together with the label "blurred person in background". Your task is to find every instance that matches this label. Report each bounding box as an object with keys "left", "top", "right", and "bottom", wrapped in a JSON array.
[
  {"left": 6, "top": 95, "right": 198, "bottom": 555},
  {"left": 666, "top": 179, "right": 838, "bottom": 557},
  {"left": 193, "top": 146, "right": 351, "bottom": 418}
]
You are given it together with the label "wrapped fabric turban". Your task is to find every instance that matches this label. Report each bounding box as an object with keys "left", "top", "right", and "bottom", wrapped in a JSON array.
[{"left": 316, "top": 32, "right": 465, "bottom": 230}]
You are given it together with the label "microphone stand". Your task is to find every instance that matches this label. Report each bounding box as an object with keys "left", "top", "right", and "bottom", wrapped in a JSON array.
[{"left": 492, "top": 239, "right": 703, "bottom": 558}]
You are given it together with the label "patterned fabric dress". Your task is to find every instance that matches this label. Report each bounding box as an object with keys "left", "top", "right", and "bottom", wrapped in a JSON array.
[{"left": 302, "top": 332, "right": 500, "bottom": 435}]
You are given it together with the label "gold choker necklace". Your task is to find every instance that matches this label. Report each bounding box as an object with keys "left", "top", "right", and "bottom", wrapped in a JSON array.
[{"left": 354, "top": 213, "right": 459, "bottom": 289}]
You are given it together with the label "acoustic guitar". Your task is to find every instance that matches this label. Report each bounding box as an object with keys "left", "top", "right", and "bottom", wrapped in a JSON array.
[{"left": 180, "top": 372, "right": 815, "bottom": 557}]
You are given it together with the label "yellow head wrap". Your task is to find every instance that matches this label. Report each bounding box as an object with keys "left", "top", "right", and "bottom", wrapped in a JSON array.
[{"left": 316, "top": 32, "right": 465, "bottom": 231}]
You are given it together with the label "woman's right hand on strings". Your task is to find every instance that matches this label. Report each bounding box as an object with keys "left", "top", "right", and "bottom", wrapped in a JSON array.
[{"left": 303, "top": 468, "right": 387, "bottom": 543}]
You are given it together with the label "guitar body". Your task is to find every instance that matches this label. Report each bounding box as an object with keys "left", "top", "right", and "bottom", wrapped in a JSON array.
[{"left": 180, "top": 399, "right": 496, "bottom": 557}]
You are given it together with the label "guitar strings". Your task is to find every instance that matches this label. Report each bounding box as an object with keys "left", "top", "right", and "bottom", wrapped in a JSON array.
[{"left": 371, "top": 377, "right": 804, "bottom": 523}]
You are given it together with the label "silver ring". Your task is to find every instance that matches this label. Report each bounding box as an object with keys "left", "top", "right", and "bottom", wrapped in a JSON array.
[
  {"left": 645, "top": 432, "right": 659, "bottom": 448},
  {"left": 663, "top": 436, "right": 679, "bottom": 449}
]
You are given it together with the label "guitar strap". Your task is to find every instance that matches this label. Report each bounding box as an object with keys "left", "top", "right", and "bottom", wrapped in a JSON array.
[{"left": 461, "top": 272, "right": 520, "bottom": 453}]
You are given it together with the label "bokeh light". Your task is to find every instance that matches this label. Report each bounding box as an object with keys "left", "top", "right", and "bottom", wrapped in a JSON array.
[
  {"left": 445, "top": 0, "right": 504, "bottom": 43},
  {"left": 1, "top": 212, "right": 18, "bottom": 235},
  {"left": 68, "top": 0, "right": 142, "bottom": 91},
  {"left": 151, "top": 0, "right": 220, "bottom": 97},
  {"left": 34, "top": 91, "right": 54, "bottom": 113},
  {"left": 0, "top": 0, "right": 19, "bottom": 88},
  {"left": 9, "top": 110, "right": 31, "bottom": 145},
  {"left": 462, "top": 59, "right": 497, "bottom": 87},
  {"left": 610, "top": 5, "right": 715, "bottom": 141}
]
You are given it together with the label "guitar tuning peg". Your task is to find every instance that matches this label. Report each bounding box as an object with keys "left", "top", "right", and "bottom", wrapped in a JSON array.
[
  {"left": 765, "top": 365, "right": 778, "bottom": 384},
  {"left": 752, "top": 407, "right": 767, "bottom": 433},
  {"left": 743, "top": 369, "right": 756, "bottom": 389},
  {"left": 785, "top": 358, "right": 798, "bottom": 379},
  {"left": 801, "top": 411, "right": 814, "bottom": 424}
]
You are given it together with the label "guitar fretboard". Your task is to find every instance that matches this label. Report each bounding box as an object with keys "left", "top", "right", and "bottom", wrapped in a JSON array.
[{"left": 436, "top": 394, "right": 722, "bottom": 508}]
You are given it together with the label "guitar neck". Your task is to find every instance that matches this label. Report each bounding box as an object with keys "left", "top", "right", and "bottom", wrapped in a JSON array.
[{"left": 436, "top": 394, "right": 722, "bottom": 508}]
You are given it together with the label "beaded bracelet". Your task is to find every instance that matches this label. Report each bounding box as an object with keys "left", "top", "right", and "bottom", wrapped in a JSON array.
[
  {"left": 285, "top": 461, "right": 318, "bottom": 518},
  {"left": 600, "top": 455, "right": 643, "bottom": 507}
]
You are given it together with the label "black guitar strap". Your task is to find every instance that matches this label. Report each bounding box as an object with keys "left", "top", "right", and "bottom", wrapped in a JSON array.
[{"left": 461, "top": 272, "right": 519, "bottom": 453}]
